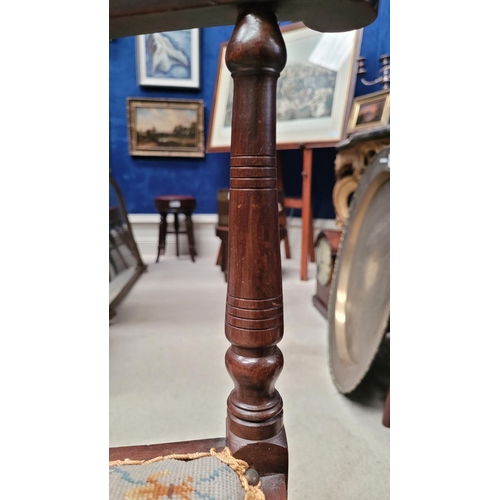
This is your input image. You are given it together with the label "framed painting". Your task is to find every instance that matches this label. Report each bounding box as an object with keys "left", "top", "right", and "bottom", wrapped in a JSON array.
[
  {"left": 127, "top": 98, "right": 205, "bottom": 158},
  {"left": 207, "top": 22, "right": 363, "bottom": 152},
  {"left": 136, "top": 29, "right": 200, "bottom": 88},
  {"left": 346, "top": 89, "right": 390, "bottom": 135}
]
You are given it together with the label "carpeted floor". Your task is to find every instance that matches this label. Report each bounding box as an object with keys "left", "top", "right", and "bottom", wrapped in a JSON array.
[{"left": 109, "top": 251, "right": 390, "bottom": 499}]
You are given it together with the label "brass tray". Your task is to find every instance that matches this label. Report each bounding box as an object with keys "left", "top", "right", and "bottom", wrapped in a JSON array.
[{"left": 327, "top": 146, "right": 390, "bottom": 394}]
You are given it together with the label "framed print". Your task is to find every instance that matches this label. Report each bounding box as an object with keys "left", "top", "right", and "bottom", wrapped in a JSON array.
[
  {"left": 207, "top": 22, "right": 362, "bottom": 152},
  {"left": 127, "top": 98, "right": 205, "bottom": 158},
  {"left": 136, "top": 29, "right": 200, "bottom": 88},
  {"left": 346, "top": 89, "right": 390, "bottom": 135}
]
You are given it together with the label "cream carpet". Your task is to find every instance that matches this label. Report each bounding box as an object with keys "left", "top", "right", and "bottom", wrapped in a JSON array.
[{"left": 109, "top": 250, "right": 389, "bottom": 499}]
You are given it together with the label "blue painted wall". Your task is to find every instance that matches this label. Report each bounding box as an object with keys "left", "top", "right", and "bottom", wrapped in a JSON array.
[{"left": 109, "top": 0, "right": 389, "bottom": 217}]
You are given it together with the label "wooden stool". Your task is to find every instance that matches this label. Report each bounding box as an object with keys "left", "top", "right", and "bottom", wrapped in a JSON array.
[{"left": 154, "top": 195, "right": 197, "bottom": 263}]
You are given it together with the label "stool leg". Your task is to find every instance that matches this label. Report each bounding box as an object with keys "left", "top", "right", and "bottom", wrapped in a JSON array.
[
  {"left": 191, "top": 218, "right": 197, "bottom": 256},
  {"left": 185, "top": 213, "right": 196, "bottom": 262},
  {"left": 216, "top": 242, "right": 223, "bottom": 266},
  {"left": 222, "top": 238, "right": 228, "bottom": 282},
  {"left": 173, "top": 213, "right": 180, "bottom": 257},
  {"left": 308, "top": 209, "right": 315, "bottom": 263},
  {"left": 382, "top": 387, "right": 390, "bottom": 428},
  {"left": 156, "top": 213, "right": 167, "bottom": 263},
  {"left": 283, "top": 230, "right": 292, "bottom": 259}
]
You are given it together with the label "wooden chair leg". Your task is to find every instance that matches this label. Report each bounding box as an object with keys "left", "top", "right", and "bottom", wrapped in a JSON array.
[
  {"left": 221, "top": 239, "right": 228, "bottom": 283},
  {"left": 283, "top": 232, "right": 292, "bottom": 259},
  {"left": 308, "top": 208, "right": 315, "bottom": 263},
  {"left": 276, "top": 151, "right": 292, "bottom": 259},
  {"left": 156, "top": 213, "right": 166, "bottom": 263},
  {"left": 185, "top": 213, "right": 196, "bottom": 262},
  {"left": 276, "top": 153, "right": 292, "bottom": 259},
  {"left": 174, "top": 213, "right": 180, "bottom": 257},
  {"left": 300, "top": 148, "right": 313, "bottom": 280},
  {"left": 383, "top": 387, "right": 390, "bottom": 428},
  {"left": 216, "top": 242, "right": 223, "bottom": 266},
  {"left": 279, "top": 208, "right": 291, "bottom": 259},
  {"left": 189, "top": 212, "right": 197, "bottom": 256}
]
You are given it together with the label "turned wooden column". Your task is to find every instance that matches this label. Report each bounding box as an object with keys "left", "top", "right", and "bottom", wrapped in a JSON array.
[{"left": 224, "top": 5, "right": 288, "bottom": 475}]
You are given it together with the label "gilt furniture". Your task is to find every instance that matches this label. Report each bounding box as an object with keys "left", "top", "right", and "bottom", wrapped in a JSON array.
[
  {"left": 333, "top": 125, "right": 390, "bottom": 228},
  {"left": 154, "top": 195, "right": 197, "bottom": 263},
  {"left": 110, "top": 1, "right": 379, "bottom": 497}
]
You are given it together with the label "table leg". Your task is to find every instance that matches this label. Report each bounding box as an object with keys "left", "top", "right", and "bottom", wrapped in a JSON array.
[
  {"left": 185, "top": 213, "right": 196, "bottom": 262},
  {"left": 174, "top": 213, "right": 180, "bottom": 257},
  {"left": 156, "top": 213, "right": 167, "bottom": 263},
  {"left": 300, "top": 148, "right": 313, "bottom": 280}
]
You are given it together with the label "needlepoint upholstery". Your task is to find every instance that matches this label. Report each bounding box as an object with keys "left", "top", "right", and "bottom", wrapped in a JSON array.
[{"left": 109, "top": 447, "right": 265, "bottom": 500}]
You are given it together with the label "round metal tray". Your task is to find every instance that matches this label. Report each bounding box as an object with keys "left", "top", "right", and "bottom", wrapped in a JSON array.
[{"left": 327, "top": 146, "right": 390, "bottom": 394}]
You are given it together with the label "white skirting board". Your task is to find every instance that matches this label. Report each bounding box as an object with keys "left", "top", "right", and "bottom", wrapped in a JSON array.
[{"left": 128, "top": 213, "right": 340, "bottom": 260}]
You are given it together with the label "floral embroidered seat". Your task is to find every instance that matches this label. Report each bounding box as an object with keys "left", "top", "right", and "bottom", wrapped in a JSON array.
[{"left": 110, "top": 448, "right": 264, "bottom": 500}]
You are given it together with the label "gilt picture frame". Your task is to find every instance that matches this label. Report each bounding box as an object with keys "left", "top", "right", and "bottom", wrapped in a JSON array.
[
  {"left": 136, "top": 29, "right": 200, "bottom": 89},
  {"left": 127, "top": 98, "right": 205, "bottom": 158},
  {"left": 346, "top": 89, "right": 390, "bottom": 135},
  {"left": 207, "top": 22, "right": 363, "bottom": 152}
]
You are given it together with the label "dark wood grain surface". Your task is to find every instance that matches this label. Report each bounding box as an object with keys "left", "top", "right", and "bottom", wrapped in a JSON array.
[
  {"left": 223, "top": 6, "right": 288, "bottom": 476},
  {"left": 110, "top": 0, "right": 378, "bottom": 39},
  {"left": 109, "top": 437, "right": 227, "bottom": 462}
]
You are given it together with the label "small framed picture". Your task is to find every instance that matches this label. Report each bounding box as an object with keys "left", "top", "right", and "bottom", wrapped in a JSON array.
[
  {"left": 346, "top": 89, "right": 390, "bottom": 135},
  {"left": 127, "top": 98, "right": 205, "bottom": 158},
  {"left": 136, "top": 29, "right": 200, "bottom": 89}
]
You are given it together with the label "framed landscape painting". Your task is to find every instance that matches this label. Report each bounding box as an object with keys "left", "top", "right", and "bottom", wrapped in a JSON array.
[
  {"left": 127, "top": 98, "right": 205, "bottom": 158},
  {"left": 136, "top": 29, "right": 200, "bottom": 88},
  {"left": 207, "top": 22, "right": 363, "bottom": 151}
]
